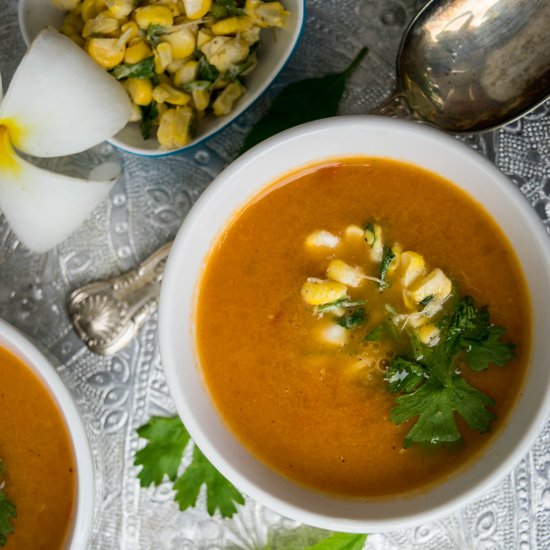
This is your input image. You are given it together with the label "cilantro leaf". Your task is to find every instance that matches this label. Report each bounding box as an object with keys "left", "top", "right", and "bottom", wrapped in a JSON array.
[
  {"left": 364, "top": 319, "right": 398, "bottom": 342},
  {"left": 419, "top": 294, "right": 434, "bottom": 307},
  {"left": 308, "top": 533, "right": 367, "bottom": 550},
  {"left": 462, "top": 326, "right": 515, "bottom": 371},
  {"left": 384, "top": 357, "right": 427, "bottom": 393},
  {"left": 173, "top": 445, "right": 245, "bottom": 517},
  {"left": 198, "top": 54, "right": 220, "bottom": 82},
  {"left": 378, "top": 246, "right": 395, "bottom": 287},
  {"left": 336, "top": 307, "right": 367, "bottom": 329},
  {"left": 390, "top": 378, "right": 463, "bottom": 447},
  {"left": 211, "top": 0, "right": 246, "bottom": 19},
  {"left": 135, "top": 415, "right": 244, "bottom": 517},
  {"left": 135, "top": 416, "right": 190, "bottom": 485},
  {"left": 146, "top": 24, "right": 166, "bottom": 47},
  {"left": 139, "top": 101, "right": 159, "bottom": 140},
  {"left": 0, "top": 463, "right": 15, "bottom": 547},
  {"left": 240, "top": 47, "right": 368, "bottom": 154},
  {"left": 112, "top": 57, "right": 155, "bottom": 80}
]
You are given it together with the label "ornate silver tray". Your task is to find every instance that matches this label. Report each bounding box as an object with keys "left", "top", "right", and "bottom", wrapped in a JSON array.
[{"left": 1, "top": 0, "right": 549, "bottom": 548}]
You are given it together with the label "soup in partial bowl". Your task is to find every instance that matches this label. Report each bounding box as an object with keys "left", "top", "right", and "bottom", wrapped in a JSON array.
[
  {"left": 159, "top": 116, "right": 550, "bottom": 532},
  {"left": 0, "top": 319, "right": 94, "bottom": 548}
]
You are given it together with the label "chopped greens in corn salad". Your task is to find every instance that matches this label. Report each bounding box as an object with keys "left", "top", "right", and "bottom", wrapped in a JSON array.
[{"left": 53, "top": 0, "right": 289, "bottom": 149}]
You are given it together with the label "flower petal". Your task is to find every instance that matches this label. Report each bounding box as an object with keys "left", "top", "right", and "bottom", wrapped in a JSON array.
[
  {"left": 0, "top": 127, "right": 118, "bottom": 252},
  {"left": 0, "top": 28, "right": 131, "bottom": 157}
]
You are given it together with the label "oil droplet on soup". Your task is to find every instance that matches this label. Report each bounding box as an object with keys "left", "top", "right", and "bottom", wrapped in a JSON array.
[
  {"left": 0, "top": 346, "right": 76, "bottom": 548},
  {"left": 196, "top": 158, "right": 531, "bottom": 497}
]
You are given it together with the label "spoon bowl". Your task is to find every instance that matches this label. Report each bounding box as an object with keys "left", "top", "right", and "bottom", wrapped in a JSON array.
[{"left": 375, "top": 0, "right": 550, "bottom": 132}]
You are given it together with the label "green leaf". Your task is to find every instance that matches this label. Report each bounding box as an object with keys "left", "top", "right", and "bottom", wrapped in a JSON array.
[
  {"left": 384, "top": 357, "right": 427, "bottom": 393},
  {"left": 462, "top": 326, "right": 515, "bottom": 371},
  {"left": 173, "top": 446, "right": 245, "bottom": 517},
  {"left": 378, "top": 246, "right": 395, "bottom": 286},
  {"left": 240, "top": 47, "right": 368, "bottom": 154},
  {"left": 198, "top": 54, "right": 220, "bottom": 82},
  {"left": 363, "top": 319, "right": 398, "bottom": 342},
  {"left": 308, "top": 533, "right": 367, "bottom": 550},
  {"left": 336, "top": 307, "right": 367, "bottom": 329},
  {"left": 135, "top": 415, "right": 244, "bottom": 518},
  {"left": 419, "top": 294, "right": 434, "bottom": 307},
  {"left": 135, "top": 416, "right": 190, "bottom": 486},
  {"left": 0, "top": 465, "right": 16, "bottom": 548},
  {"left": 390, "top": 375, "right": 495, "bottom": 447},
  {"left": 111, "top": 56, "right": 155, "bottom": 80},
  {"left": 211, "top": 0, "right": 246, "bottom": 19},
  {"left": 146, "top": 24, "right": 166, "bottom": 47},
  {"left": 139, "top": 101, "right": 159, "bottom": 140}
]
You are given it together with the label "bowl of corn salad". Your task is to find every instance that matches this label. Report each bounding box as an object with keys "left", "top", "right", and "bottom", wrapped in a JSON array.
[{"left": 18, "top": 0, "right": 305, "bottom": 156}]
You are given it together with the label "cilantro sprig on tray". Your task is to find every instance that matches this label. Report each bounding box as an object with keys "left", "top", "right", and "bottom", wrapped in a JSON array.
[
  {"left": 386, "top": 296, "right": 515, "bottom": 447},
  {"left": 0, "top": 462, "right": 16, "bottom": 547},
  {"left": 135, "top": 416, "right": 244, "bottom": 518}
]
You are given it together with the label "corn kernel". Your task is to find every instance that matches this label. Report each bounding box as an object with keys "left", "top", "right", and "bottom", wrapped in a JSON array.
[
  {"left": 81, "top": 0, "right": 98, "bottom": 22},
  {"left": 82, "top": 12, "right": 119, "bottom": 38},
  {"left": 326, "top": 259, "right": 365, "bottom": 288},
  {"left": 154, "top": 42, "right": 173, "bottom": 73},
  {"left": 254, "top": 2, "right": 288, "bottom": 28},
  {"left": 316, "top": 322, "right": 348, "bottom": 347},
  {"left": 95, "top": 0, "right": 107, "bottom": 12},
  {"left": 153, "top": 84, "right": 191, "bottom": 105},
  {"left": 134, "top": 5, "right": 174, "bottom": 29},
  {"left": 400, "top": 251, "right": 426, "bottom": 288},
  {"left": 106, "top": 0, "right": 134, "bottom": 18},
  {"left": 192, "top": 88, "right": 211, "bottom": 111},
  {"left": 161, "top": 28, "right": 196, "bottom": 59},
  {"left": 212, "top": 81, "right": 245, "bottom": 115},
  {"left": 68, "top": 34, "right": 86, "bottom": 47},
  {"left": 344, "top": 224, "right": 364, "bottom": 241},
  {"left": 120, "top": 21, "right": 139, "bottom": 40},
  {"left": 128, "top": 101, "right": 143, "bottom": 122},
  {"left": 124, "top": 78, "right": 154, "bottom": 106},
  {"left": 183, "top": 0, "right": 212, "bottom": 19},
  {"left": 305, "top": 230, "right": 340, "bottom": 249},
  {"left": 86, "top": 37, "right": 125, "bottom": 68},
  {"left": 364, "top": 223, "right": 383, "bottom": 262},
  {"left": 201, "top": 36, "right": 249, "bottom": 72},
  {"left": 301, "top": 280, "right": 348, "bottom": 306},
  {"left": 418, "top": 324, "right": 440, "bottom": 346},
  {"left": 211, "top": 16, "right": 253, "bottom": 35},
  {"left": 157, "top": 107, "right": 194, "bottom": 148},
  {"left": 408, "top": 268, "right": 452, "bottom": 304},
  {"left": 173, "top": 60, "right": 199, "bottom": 86},
  {"left": 124, "top": 38, "right": 152, "bottom": 64},
  {"left": 197, "top": 29, "right": 213, "bottom": 48}
]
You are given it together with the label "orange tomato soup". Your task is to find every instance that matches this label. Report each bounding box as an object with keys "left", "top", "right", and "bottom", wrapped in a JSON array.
[
  {"left": 0, "top": 346, "right": 76, "bottom": 549},
  {"left": 196, "top": 158, "right": 531, "bottom": 497}
]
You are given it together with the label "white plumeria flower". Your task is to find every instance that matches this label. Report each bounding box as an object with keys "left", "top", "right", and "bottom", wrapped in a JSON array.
[{"left": 0, "top": 28, "right": 132, "bottom": 253}]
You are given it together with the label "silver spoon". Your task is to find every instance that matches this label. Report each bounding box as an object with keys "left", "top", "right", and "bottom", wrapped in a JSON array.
[{"left": 68, "top": 0, "right": 550, "bottom": 354}]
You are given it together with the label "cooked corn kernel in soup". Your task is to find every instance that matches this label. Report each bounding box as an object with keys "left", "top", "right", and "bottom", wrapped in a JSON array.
[
  {"left": 196, "top": 158, "right": 531, "bottom": 497},
  {"left": 0, "top": 346, "right": 76, "bottom": 549}
]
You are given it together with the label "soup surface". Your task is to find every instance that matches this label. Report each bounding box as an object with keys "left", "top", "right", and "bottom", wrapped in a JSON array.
[
  {"left": 196, "top": 158, "right": 531, "bottom": 497},
  {"left": 0, "top": 346, "right": 76, "bottom": 548}
]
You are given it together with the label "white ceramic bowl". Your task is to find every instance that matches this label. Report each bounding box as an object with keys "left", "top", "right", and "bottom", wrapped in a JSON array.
[
  {"left": 159, "top": 116, "right": 550, "bottom": 532},
  {"left": 0, "top": 318, "right": 94, "bottom": 548},
  {"left": 18, "top": 0, "right": 305, "bottom": 157}
]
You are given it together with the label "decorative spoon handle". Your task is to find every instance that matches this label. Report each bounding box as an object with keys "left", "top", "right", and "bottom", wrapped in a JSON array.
[{"left": 68, "top": 242, "right": 172, "bottom": 355}]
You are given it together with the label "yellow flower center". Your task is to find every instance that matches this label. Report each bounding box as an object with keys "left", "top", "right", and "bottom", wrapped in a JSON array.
[{"left": 0, "top": 123, "right": 22, "bottom": 175}]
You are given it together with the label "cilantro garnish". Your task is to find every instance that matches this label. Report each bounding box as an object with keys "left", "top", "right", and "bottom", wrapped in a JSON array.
[
  {"left": 336, "top": 307, "right": 367, "bottom": 329},
  {"left": 0, "top": 463, "right": 15, "bottom": 547},
  {"left": 316, "top": 298, "right": 366, "bottom": 314},
  {"left": 419, "top": 294, "right": 434, "bottom": 307},
  {"left": 139, "top": 101, "right": 159, "bottom": 140},
  {"left": 135, "top": 416, "right": 244, "bottom": 517},
  {"left": 378, "top": 246, "right": 395, "bottom": 287},
  {"left": 387, "top": 296, "right": 515, "bottom": 447},
  {"left": 146, "top": 24, "right": 166, "bottom": 47},
  {"left": 211, "top": 0, "right": 246, "bottom": 19},
  {"left": 111, "top": 57, "right": 155, "bottom": 80},
  {"left": 364, "top": 319, "right": 398, "bottom": 342}
]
